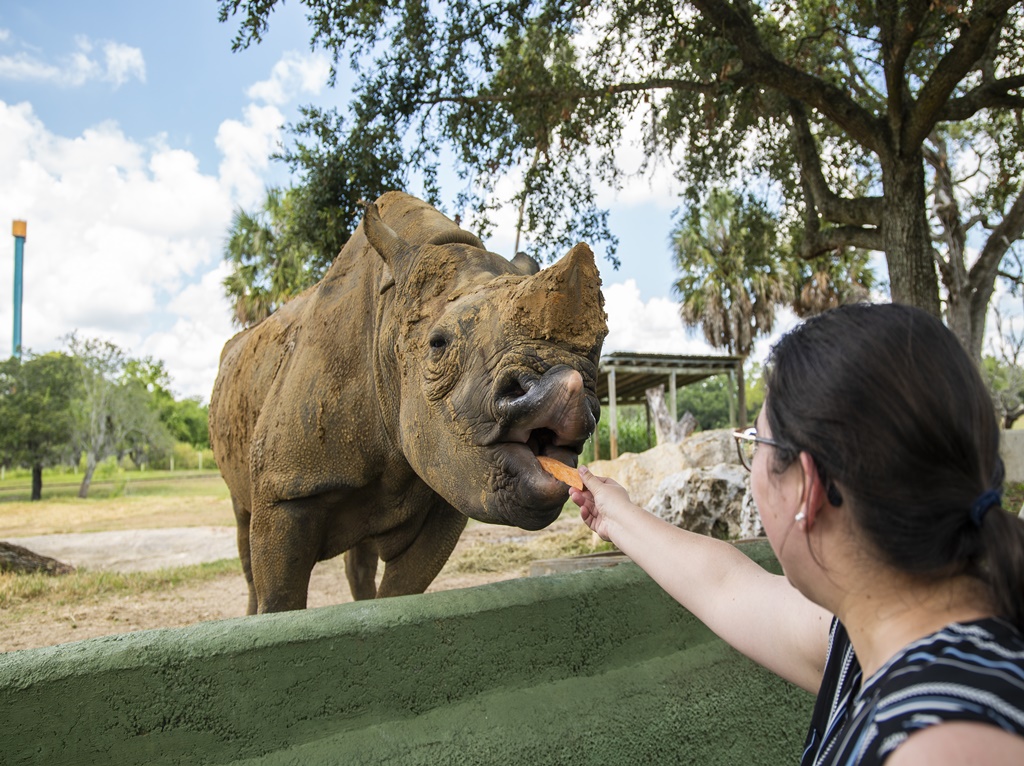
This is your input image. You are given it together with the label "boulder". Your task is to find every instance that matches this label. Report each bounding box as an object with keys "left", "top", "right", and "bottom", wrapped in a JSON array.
[
  {"left": 587, "top": 428, "right": 763, "bottom": 540},
  {"left": 647, "top": 464, "right": 760, "bottom": 540},
  {"left": 588, "top": 430, "right": 742, "bottom": 506},
  {"left": 0, "top": 541, "right": 75, "bottom": 575}
]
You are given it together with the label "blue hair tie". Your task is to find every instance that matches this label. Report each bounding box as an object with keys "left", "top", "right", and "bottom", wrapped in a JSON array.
[{"left": 970, "top": 489, "right": 1001, "bottom": 527}]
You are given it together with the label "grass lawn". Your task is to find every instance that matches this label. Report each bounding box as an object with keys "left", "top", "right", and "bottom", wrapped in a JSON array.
[{"left": 0, "top": 473, "right": 233, "bottom": 537}]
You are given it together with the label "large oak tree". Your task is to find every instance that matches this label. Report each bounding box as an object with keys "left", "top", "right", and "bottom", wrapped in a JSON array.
[{"left": 220, "top": 1, "right": 1024, "bottom": 356}]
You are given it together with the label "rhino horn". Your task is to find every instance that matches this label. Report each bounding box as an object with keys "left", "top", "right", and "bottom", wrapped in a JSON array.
[
  {"left": 503, "top": 242, "right": 608, "bottom": 350},
  {"left": 362, "top": 200, "right": 415, "bottom": 279}
]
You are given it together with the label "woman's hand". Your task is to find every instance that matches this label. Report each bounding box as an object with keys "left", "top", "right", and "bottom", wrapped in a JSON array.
[{"left": 570, "top": 465, "right": 636, "bottom": 544}]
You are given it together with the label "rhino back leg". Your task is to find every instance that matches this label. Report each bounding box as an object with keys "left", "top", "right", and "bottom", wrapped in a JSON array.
[
  {"left": 375, "top": 503, "right": 467, "bottom": 598},
  {"left": 231, "top": 497, "right": 258, "bottom": 616},
  {"left": 345, "top": 539, "right": 379, "bottom": 600}
]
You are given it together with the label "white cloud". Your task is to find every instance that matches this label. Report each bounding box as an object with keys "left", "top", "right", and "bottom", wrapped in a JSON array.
[
  {"left": 0, "top": 35, "right": 144, "bottom": 88},
  {"left": 0, "top": 51, "right": 65, "bottom": 82},
  {"left": 0, "top": 45, "right": 332, "bottom": 402},
  {"left": 141, "top": 263, "right": 236, "bottom": 400},
  {"left": 215, "top": 103, "right": 287, "bottom": 209},
  {"left": 0, "top": 29, "right": 11, "bottom": 43},
  {"left": 0, "top": 100, "right": 234, "bottom": 398},
  {"left": 602, "top": 279, "right": 713, "bottom": 356},
  {"left": 246, "top": 50, "right": 330, "bottom": 106},
  {"left": 102, "top": 41, "right": 146, "bottom": 86},
  {"left": 601, "top": 279, "right": 800, "bottom": 367}
]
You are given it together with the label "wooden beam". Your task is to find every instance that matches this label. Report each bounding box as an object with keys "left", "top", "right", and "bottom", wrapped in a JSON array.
[
  {"left": 608, "top": 368, "right": 618, "bottom": 460},
  {"left": 727, "top": 370, "right": 736, "bottom": 428},
  {"left": 669, "top": 371, "right": 677, "bottom": 420}
]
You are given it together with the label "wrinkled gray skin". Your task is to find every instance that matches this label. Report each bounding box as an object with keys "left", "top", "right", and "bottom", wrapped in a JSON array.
[{"left": 209, "top": 192, "right": 608, "bottom": 614}]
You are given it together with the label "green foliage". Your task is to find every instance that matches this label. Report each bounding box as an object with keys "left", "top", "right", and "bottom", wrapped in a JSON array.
[
  {"left": 64, "top": 334, "right": 175, "bottom": 497},
  {"left": 122, "top": 360, "right": 210, "bottom": 448},
  {"left": 676, "top": 375, "right": 732, "bottom": 431},
  {"left": 981, "top": 355, "right": 1024, "bottom": 429},
  {"left": 670, "top": 365, "right": 764, "bottom": 431},
  {"left": 276, "top": 105, "right": 406, "bottom": 266},
  {"left": 581, "top": 406, "right": 652, "bottom": 462},
  {"left": 218, "top": 1, "right": 1024, "bottom": 354},
  {"left": 148, "top": 442, "right": 216, "bottom": 472},
  {"left": 0, "top": 352, "right": 81, "bottom": 470},
  {"left": 222, "top": 188, "right": 324, "bottom": 327},
  {"left": 672, "top": 189, "right": 791, "bottom": 358}
]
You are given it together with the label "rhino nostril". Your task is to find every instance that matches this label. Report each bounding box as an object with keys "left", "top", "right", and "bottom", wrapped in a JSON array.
[{"left": 495, "top": 372, "right": 534, "bottom": 404}]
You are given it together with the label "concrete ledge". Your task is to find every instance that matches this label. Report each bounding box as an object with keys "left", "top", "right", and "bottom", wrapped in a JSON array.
[{"left": 0, "top": 540, "right": 812, "bottom": 765}]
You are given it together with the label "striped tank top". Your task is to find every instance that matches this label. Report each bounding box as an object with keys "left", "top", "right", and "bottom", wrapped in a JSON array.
[{"left": 800, "top": 617, "right": 1024, "bottom": 765}]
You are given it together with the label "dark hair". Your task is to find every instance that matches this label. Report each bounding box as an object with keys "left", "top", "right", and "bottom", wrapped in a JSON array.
[{"left": 764, "top": 302, "right": 1024, "bottom": 632}]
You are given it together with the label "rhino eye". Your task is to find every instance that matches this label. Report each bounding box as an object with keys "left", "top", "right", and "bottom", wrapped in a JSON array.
[{"left": 428, "top": 332, "right": 450, "bottom": 353}]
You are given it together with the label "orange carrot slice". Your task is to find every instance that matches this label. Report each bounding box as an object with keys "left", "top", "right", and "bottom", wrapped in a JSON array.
[{"left": 537, "top": 456, "right": 583, "bottom": 490}]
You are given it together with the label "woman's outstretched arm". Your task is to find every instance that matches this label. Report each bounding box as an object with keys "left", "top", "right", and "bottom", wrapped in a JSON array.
[{"left": 572, "top": 466, "right": 831, "bottom": 693}]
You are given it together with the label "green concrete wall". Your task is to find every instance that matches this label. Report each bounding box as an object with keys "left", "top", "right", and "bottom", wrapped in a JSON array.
[{"left": 0, "top": 540, "right": 813, "bottom": 765}]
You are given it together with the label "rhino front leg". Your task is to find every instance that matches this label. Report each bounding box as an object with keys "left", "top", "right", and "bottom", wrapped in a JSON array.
[
  {"left": 376, "top": 504, "right": 467, "bottom": 598},
  {"left": 250, "top": 501, "right": 329, "bottom": 613},
  {"left": 345, "top": 539, "right": 379, "bottom": 600}
]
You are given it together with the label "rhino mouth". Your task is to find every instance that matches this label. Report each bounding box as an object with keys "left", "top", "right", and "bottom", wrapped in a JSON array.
[
  {"left": 478, "top": 362, "right": 596, "bottom": 525},
  {"left": 486, "top": 427, "right": 585, "bottom": 526}
]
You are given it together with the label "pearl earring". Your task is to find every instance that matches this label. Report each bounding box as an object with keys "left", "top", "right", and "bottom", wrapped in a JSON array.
[{"left": 795, "top": 511, "right": 806, "bottom": 523}]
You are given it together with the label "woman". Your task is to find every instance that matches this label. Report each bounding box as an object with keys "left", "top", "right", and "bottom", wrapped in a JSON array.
[{"left": 572, "top": 303, "right": 1024, "bottom": 765}]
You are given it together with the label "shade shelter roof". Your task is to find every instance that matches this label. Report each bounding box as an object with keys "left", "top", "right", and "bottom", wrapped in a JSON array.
[
  {"left": 596, "top": 352, "right": 742, "bottom": 405},
  {"left": 593, "top": 351, "right": 743, "bottom": 460}
]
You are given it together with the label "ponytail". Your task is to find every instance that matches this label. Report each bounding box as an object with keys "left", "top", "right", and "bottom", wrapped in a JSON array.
[{"left": 975, "top": 507, "right": 1024, "bottom": 633}]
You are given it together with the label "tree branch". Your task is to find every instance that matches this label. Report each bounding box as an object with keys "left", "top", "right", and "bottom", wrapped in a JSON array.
[
  {"left": 969, "top": 189, "right": 1024, "bottom": 316},
  {"left": 940, "top": 74, "right": 1024, "bottom": 121},
  {"left": 906, "top": 0, "right": 1019, "bottom": 148},
  {"left": 788, "top": 101, "right": 884, "bottom": 227},
  {"left": 688, "top": 0, "right": 887, "bottom": 154},
  {"left": 797, "top": 226, "right": 884, "bottom": 259},
  {"left": 879, "top": 0, "right": 931, "bottom": 136},
  {"left": 417, "top": 77, "right": 719, "bottom": 108}
]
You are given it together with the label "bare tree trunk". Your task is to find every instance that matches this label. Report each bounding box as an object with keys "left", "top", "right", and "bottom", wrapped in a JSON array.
[
  {"left": 881, "top": 152, "right": 942, "bottom": 319},
  {"left": 79, "top": 454, "right": 97, "bottom": 499},
  {"left": 31, "top": 464, "right": 42, "bottom": 501}
]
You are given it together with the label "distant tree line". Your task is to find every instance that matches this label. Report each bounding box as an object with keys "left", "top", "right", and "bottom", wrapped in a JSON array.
[{"left": 0, "top": 335, "right": 210, "bottom": 501}]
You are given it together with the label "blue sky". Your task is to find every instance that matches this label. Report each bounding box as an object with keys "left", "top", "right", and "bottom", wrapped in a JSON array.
[{"left": 0, "top": 0, "right": 774, "bottom": 401}]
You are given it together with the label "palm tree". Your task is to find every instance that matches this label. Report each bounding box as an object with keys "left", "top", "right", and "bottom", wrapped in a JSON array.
[
  {"left": 222, "top": 188, "right": 317, "bottom": 328},
  {"left": 791, "top": 250, "right": 875, "bottom": 318},
  {"left": 672, "top": 189, "right": 791, "bottom": 427}
]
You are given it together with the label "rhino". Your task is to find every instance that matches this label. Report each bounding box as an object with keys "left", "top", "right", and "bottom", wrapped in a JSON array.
[{"left": 209, "top": 191, "right": 608, "bottom": 614}]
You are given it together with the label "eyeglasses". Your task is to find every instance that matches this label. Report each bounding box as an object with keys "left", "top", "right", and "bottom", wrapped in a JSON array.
[{"left": 732, "top": 427, "right": 783, "bottom": 471}]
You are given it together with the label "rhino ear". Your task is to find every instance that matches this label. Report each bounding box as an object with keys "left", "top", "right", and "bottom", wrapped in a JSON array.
[
  {"left": 510, "top": 251, "right": 540, "bottom": 276},
  {"left": 362, "top": 200, "right": 415, "bottom": 281}
]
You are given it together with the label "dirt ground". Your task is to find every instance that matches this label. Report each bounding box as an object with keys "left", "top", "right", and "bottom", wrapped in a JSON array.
[{"left": 0, "top": 518, "right": 589, "bottom": 654}]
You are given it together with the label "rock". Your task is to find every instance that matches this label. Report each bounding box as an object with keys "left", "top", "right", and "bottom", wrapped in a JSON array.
[
  {"left": 0, "top": 541, "right": 75, "bottom": 575},
  {"left": 588, "top": 429, "right": 742, "bottom": 506},
  {"left": 737, "top": 490, "right": 765, "bottom": 539},
  {"left": 682, "top": 430, "right": 741, "bottom": 470},
  {"left": 647, "top": 464, "right": 757, "bottom": 540},
  {"left": 588, "top": 442, "right": 689, "bottom": 507},
  {"left": 586, "top": 428, "right": 763, "bottom": 540}
]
